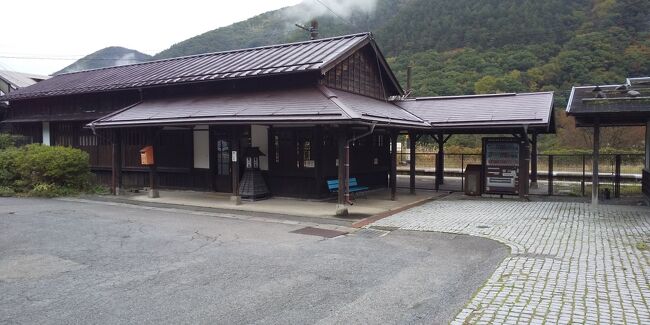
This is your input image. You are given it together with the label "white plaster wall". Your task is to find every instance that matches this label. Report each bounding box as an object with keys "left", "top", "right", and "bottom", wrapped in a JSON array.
[
  {"left": 193, "top": 125, "right": 210, "bottom": 169},
  {"left": 42, "top": 122, "right": 50, "bottom": 146},
  {"left": 251, "top": 125, "right": 269, "bottom": 171}
]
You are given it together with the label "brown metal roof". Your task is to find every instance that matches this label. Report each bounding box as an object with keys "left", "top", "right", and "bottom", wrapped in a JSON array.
[
  {"left": 3, "top": 33, "right": 393, "bottom": 101},
  {"left": 566, "top": 83, "right": 650, "bottom": 119},
  {"left": 396, "top": 92, "right": 555, "bottom": 132},
  {"left": 89, "top": 87, "right": 428, "bottom": 128}
]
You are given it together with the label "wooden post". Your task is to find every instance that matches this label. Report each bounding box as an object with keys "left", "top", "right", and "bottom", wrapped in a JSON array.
[
  {"left": 111, "top": 129, "right": 122, "bottom": 195},
  {"left": 530, "top": 133, "right": 538, "bottom": 189},
  {"left": 231, "top": 127, "right": 241, "bottom": 205},
  {"left": 435, "top": 133, "right": 445, "bottom": 189},
  {"left": 592, "top": 120, "right": 600, "bottom": 205},
  {"left": 336, "top": 129, "right": 348, "bottom": 216},
  {"left": 409, "top": 131, "right": 416, "bottom": 194},
  {"left": 148, "top": 128, "right": 159, "bottom": 198},
  {"left": 614, "top": 154, "right": 621, "bottom": 199},
  {"left": 646, "top": 120, "right": 650, "bottom": 171},
  {"left": 519, "top": 133, "right": 530, "bottom": 199},
  {"left": 548, "top": 155, "right": 554, "bottom": 196},
  {"left": 390, "top": 130, "right": 398, "bottom": 201}
]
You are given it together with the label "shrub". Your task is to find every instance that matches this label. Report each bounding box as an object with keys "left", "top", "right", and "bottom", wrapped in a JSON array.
[
  {"left": 14, "top": 144, "right": 92, "bottom": 190},
  {"left": 0, "top": 186, "right": 15, "bottom": 197},
  {"left": 28, "top": 183, "right": 77, "bottom": 198},
  {"left": 0, "top": 133, "right": 17, "bottom": 150},
  {"left": 0, "top": 147, "right": 20, "bottom": 187}
]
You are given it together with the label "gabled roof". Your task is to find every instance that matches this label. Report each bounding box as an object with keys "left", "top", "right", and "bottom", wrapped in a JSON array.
[
  {"left": 396, "top": 92, "right": 555, "bottom": 133},
  {"left": 89, "top": 87, "right": 427, "bottom": 129},
  {"left": 0, "top": 70, "right": 49, "bottom": 89},
  {"left": 2, "top": 33, "right": 402, "bottom": 101}
]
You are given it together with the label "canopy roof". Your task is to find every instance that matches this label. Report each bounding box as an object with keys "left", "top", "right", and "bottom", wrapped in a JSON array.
[
  {"left": 567, "top": 77, "right": 650, "bottom": 126},
  {"left": 89, "top": 86, "right": 428, "bottom": 129},
  {"left": 396, "top": 92, "right": 555, "bottom": 133},
  {"left": 2, "top": 33, "right": 402, "bottom": 101}
]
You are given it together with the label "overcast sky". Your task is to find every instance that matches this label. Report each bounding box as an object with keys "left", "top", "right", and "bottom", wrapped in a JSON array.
[{"left": 0, "top": 0, "right": 302, "bottom": 75}]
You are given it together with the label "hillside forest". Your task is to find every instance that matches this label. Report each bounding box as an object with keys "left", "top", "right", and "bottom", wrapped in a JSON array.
[{"left": 72, "top": 0, "right": 650, "bottom": 152}]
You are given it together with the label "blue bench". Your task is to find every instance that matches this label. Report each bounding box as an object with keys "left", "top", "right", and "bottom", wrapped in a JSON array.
[{"left": 327, "top": 178, "right": 369, "bottom": 197}]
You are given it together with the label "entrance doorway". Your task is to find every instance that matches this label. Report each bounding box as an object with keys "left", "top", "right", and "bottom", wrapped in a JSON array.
[{"left": 213, "top": 133, "right": 232, "bottom": 193}]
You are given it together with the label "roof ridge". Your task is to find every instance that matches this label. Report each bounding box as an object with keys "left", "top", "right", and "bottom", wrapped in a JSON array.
[{"left": 56, "top": 33, "right": 372, "bottom": 77}]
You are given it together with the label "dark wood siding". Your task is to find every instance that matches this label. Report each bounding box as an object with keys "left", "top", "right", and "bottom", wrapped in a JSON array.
[
  {"left": 268, "top": 127, "right": 390, "bottom": 198},
  {"left": 9, "top": 122, "right": 42, "bottom": 143},
  {"left": 322, "top": 47, "right": 387, "bottom": 100}
]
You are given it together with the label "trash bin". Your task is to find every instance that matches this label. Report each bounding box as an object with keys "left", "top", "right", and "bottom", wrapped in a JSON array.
[{"left": 464, "top": 164, "right": 482, "bottom": 196}]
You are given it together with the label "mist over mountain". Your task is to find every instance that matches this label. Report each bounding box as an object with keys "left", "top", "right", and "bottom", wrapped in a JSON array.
[{"left": 54, "top": 47, "right": 152, "bottom": 75}]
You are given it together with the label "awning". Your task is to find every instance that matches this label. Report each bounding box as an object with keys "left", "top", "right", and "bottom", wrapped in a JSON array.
[
  {"left": 396, "top": 92, "right": 555, "bottom": 133},
  {"left": 89, "top": 86, "right": 429, "bottom": 129}
]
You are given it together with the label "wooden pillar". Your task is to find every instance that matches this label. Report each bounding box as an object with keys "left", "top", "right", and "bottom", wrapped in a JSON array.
[
  {"left": 548, "top": 155, "right": 554, "bottom": 196},
  {"left": 148, "top": 128, "right": 159, "bottom": 198},
  {"left": 592, "top": 120, "right": 600, "bottom": 205},
  {"left": 530, "top": 133, "right": 538, "bottom": 189},
  {"left": 435, "top": 133, "right": 445, "bottom": 189},
  {"left": 111, "top": 129, "right": 123, "bottom": 195},
  {"left": 336, "top": 130, "right": 348, "bottom": 216},
  {"left": 409, "top": 131, "right": 417, "bottom": 194},
  {"left": 646, "top": 120, "right": 650, "bottom": 171},
  {"left": 519, "top": 133, "right": 530, "bottom": 199},
  {"left": 390, "top": 130, "right": 398, "bottom": 201},
  {"left": 231, "top": 127, "right": 242, "bottom": 205}
]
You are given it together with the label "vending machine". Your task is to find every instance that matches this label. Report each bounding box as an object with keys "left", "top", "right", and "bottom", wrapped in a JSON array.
[{"left": 482, "top": 138, "right": 521, "bottom": 195}]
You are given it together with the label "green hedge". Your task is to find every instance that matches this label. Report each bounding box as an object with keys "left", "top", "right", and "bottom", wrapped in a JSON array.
[{"left": 0, "top": 144, "right": 92, "bottom": 195}]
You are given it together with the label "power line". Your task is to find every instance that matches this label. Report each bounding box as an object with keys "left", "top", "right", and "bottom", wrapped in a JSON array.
[
  {"left": 0, "top": 56, "right": 135, "bottom": 61},
  {"left": 313, "top": 0, "right": 358, "bottom": 30}
]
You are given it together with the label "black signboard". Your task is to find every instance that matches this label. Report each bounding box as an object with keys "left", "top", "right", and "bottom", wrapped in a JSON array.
[{"left": 482, "top": 138, "right": 521, "bottom": 195}]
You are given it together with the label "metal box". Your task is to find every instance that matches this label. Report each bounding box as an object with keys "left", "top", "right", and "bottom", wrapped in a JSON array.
[
  {"left": 464, "top": 164, "right": 482, "bottom": 196},
  {"left": 140, "top": 146, "right": 154, "bottom": 165}
]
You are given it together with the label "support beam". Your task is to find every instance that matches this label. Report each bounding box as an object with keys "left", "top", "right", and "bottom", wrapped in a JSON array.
[
  {"left": 336, "top": 130, "right": 348, "bottom": 216},
  {"left": 435, "top": 133, "right": 445, "bottom": 190},
  {"left": 592, "top": 120, "right": 600, "bottom": 205},
  {"left": 409, "top": 132, "right": 417, "bottom": 194},
  {"left": 644, "top": 120, "right": 649, "bottom": 199},
  {"left": 519, "top": 133, "right": 530, "bottom": 199},
  {"left": 390, "top": 131, "right": 398, "bottom": 201},
  {"left": 530, "top": 133, "right": 538, "bottom": 189},
  {"left": 148, "top": 128, "right": 159, "bottom": 198},
  {"left": 111, "top": 129, "right": 123, "bottom": 195}
]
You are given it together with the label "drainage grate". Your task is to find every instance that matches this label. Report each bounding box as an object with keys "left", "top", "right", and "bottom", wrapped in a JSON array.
[
  {"left": 353, "top": 228, "right": 390, "bottom": 238},
  {"left": 290, "top": 227, "right": 348, "bottom": 238}
]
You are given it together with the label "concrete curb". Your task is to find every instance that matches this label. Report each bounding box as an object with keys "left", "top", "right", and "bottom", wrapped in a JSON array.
[{"left": 351, "top": 194, "right": 448, "bottom": 228}]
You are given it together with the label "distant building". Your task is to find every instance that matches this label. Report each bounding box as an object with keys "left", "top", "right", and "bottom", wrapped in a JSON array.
[
  {"left": 0, "top": 70, "right": 49, "bottom": 96},
  {"left": 0, "top": 70, "right": 50, "bottom": 129}
]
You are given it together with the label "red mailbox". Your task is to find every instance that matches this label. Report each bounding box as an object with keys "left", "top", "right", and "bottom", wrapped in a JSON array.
[{"left": 140, "top": 146, "right": 154, "bottom": 165}]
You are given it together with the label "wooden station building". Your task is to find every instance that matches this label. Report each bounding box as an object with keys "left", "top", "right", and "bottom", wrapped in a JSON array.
[{"left": 1, "top": 33, "right": 556, "bottom": 213}]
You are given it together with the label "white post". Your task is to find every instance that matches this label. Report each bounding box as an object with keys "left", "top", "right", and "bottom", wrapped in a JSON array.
[{"left": 42, "top": 122, "right": 50, "bottom": 146}]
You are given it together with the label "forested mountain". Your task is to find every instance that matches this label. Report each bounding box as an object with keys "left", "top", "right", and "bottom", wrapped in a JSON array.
[
  {"left": 68, "top": 0, "right": 650, "bottom": 150},
  {"left": 55, "top": 47, "right": 151, "bottom": 75},
  {"left": 152, "top": 0, "right": 650, "bottom": 151}
]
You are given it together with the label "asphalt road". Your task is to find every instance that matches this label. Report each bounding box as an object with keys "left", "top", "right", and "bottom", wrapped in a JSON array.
[{"left": 0, "top": 197, "right": 508, "bottom": 324}]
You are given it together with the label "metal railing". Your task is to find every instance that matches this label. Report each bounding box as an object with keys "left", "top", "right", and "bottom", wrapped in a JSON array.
[{"left": 396, "top": 152, "right": 645, "bottom": 197}]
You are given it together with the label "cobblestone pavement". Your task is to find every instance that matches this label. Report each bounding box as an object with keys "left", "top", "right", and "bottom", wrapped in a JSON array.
[{"left": 373, "top": 198, "right": 650, "bottom": 324}]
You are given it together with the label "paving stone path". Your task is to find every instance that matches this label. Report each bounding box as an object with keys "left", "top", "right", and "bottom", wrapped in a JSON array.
[{"left": 373, "top": 199, "right": 650, "bottom": 324}]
